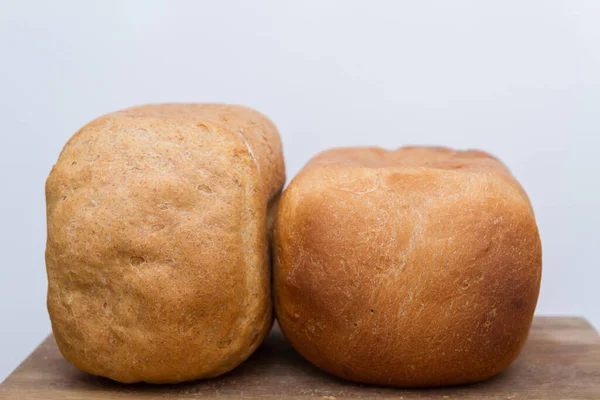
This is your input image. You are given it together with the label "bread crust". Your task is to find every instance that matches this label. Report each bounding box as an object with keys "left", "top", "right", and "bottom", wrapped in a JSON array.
[
  {"left": 46, "top": 104, "right": 285, "bottom": 383},
  {"left": 274, "top": 146, "right": 541, "bottom": 387}
]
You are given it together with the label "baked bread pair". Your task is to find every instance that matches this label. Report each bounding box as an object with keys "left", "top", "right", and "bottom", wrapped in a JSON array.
[{"left": 46, "top": 104, "right": 541, "bottom": 386}]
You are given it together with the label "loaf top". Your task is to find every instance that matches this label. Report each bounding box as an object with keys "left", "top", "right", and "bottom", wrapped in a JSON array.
[
  {"left": 285, "top": 145, "right": 531, "bottom": 213},
  {"left": 308, "top": 146, "right": 510, "bottom": 174},
  {"left": 57, "top": 104, "right": 285, "bottom": 198},
  {"left": 46, "top": 104, "right": 285, "bottom": 383}
]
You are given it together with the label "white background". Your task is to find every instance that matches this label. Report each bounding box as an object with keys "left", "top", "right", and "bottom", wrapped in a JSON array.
[{"left": 1, "top": 0, "right": 598, "bottom": 382}]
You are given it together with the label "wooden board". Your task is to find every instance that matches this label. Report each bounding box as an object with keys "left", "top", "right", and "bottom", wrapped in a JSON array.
[{"left": 1, "top": 317, "right": 598, "bottom": 399}]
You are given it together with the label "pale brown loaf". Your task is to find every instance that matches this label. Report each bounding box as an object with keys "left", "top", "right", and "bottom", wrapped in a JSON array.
[
  {"left": 274, "top": 146, "right": 541, "bottom": 387},
  {"left": 45, "top": 104, "right": 285, "bottom": 383}
]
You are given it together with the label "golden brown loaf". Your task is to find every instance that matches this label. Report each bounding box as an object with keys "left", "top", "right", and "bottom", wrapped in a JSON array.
[
  {"left": 45, "top": 104, "right": 285, "bottom": 383},
  {"left": 274, "top": 146, "right": 541, "bottom": 387}
]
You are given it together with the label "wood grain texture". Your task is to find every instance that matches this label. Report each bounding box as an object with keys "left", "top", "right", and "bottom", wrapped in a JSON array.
[{"left": 1, "top": 317, "right": 598, "bottom": 399}]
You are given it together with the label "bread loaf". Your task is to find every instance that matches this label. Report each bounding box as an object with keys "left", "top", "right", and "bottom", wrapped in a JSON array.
[
  {"left": 274, "top": 146, "right": 541, "bottom": 387},
  {"left": 45, "top": 104, "right": 285, "bottom": 383}
]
